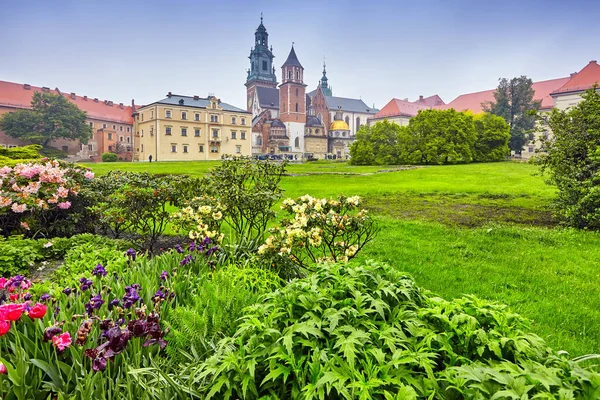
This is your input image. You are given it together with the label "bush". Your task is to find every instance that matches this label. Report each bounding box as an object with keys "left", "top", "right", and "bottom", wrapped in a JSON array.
[
  {"left": 0, "top": 236, "right": 44, "bottom": 276},
  {"left": 537, "top": 86, "right": 600, "bottom": 229},
  {"left": 145, "top": 261, "right": 600, "bottom": 399},
  {"left": 101, "top": 152, "right": 118, "bottom": 162}
]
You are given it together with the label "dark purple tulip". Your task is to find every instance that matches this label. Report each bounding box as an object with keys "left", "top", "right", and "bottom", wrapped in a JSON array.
[
  {"left": 40, "top": 293, "right": 51, "bottom": 302},
  {"left": 92, "top": 264, "right": 107, "bottom": 277},
  {"left": 99, "top": 319, "right": 113, "bottom": 330},
  {"left": 43, "top": 326, "right": 62, "bottom": 342},
  {"left": 23, "top": 293, "right": 32, "bottom": 301},
  {"left": 128, "top": 320, "right": 148, "bottom": 337}
]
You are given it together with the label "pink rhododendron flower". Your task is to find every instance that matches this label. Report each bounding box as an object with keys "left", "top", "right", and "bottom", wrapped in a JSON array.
[
  {"left": 20, "top": 221, "right": 30, "bottom": 231},
  {"left": 0, "top": 196, "right": 10, "bottom": 208},
  {"left": 52, "top": 332, "right": 72, "bottom": 352},
  {"left": 84, "top": 171, "right": 95, "bottom": 179},
  {"left": 57, "top": 186, "right": 69, "bottom": 198},
  {"left": 47, "top": 196, "right": 58, "bottom": 204},
  {"left": 11, "top": 203, "right": 27, "bottom": 213},
  {"left": 58, "top": 201, "right": 71, "bottom": 210},
  {"left": 0, "top": 166, "right": 12, "bottom": 177}
]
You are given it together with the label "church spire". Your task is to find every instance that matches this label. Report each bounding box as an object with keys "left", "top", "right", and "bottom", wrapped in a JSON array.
[
  {"left": 319, "top": 57, "right": 332, "bottom": 96},
  {"left": 246, "top": 14, "right": 277, "bottom": 86}
]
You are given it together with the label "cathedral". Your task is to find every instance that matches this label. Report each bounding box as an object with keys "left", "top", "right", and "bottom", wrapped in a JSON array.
[{"left": 246, "top": 16, "right": 378, "bottom": 159}]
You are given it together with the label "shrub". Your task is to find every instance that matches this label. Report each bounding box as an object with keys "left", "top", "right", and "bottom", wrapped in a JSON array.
[
  {"left": 145, "top": 261, "right": 600, "bottom": 399},
  {"left": 101, "top": 152, "right": 118, "bottom": 162},
  {"left": 0, "top": 236, "right": 44, "bottom": 276}
]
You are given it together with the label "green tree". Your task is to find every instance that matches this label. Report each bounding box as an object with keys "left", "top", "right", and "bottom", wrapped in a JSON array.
[
  {"left": 484, "top": 76, "right": 540, "bottom": 154},
  {"left": 537, "top": 86, "right": 600, "bottom": 229},
  {"left": 348, "top": 127, "right": 375, "bottom": 165},
  {"left": 473, "top": 113, "right": 510, "bottom": 161},
  {"left": 350, "top": 121, "right": 401, "bottom": 165},
  {"left": 0, "top": 91, "right": 93, "bottom": 148},
  {"left": 407, "top": 109, "right": 477, "bottom": 164}
]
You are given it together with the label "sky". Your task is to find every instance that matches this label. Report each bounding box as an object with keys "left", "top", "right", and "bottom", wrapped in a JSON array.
[{"left": 1, "top": 0, "right": 599, "bottom": 110}]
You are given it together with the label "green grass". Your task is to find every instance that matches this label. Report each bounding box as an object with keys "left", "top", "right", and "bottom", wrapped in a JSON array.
[{"left": 85, "top": 160, "right": 600, "bottom": 356}]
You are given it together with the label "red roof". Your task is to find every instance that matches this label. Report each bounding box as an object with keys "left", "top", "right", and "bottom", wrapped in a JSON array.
[
  {"left": 373, "top": 98, "right": 430, "bottom": 119},
  {"left": 0, "top": 80, "right": 134, "bottom": 124},
  {"left": 552, "top": 60, "right": 600, "bottom": 95},
  {"left": 413, "top": 94, "right": 445, "bottom": 108},
  {"left": 437, "top": 77, "right": 569, "bottom": 113}
]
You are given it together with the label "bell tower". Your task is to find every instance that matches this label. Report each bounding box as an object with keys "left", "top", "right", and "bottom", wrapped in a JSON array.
[
  {"left": 245, "top": 14, "right": 277, "bottom": 112},
  {"left": 279, "top": 44, "right": 307, "bottom": 123}
]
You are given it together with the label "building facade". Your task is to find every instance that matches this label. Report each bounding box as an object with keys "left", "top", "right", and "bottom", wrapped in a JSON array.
[
  {"left": 134, "top": 93, "right": 252, "bottom": 161},
  {"left": 0, "top": 80, "right": 135, "bottom": 161}
]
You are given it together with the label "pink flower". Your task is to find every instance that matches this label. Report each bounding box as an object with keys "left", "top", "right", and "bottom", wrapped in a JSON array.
[
  {"left": 0, "top": 321, "right": 9, "bottom": 337},
  {"left": 0, "top": 196, "right": 11, "bottom": 208},
  {"left": 20, "top": 221, "right": 30, "bottom": 231},
  {"left": 0, "top": 303, "right": 26, "bottom": 321},
  {"left": 47, "top": 196, "right": 58, "bottom": 204},
  {"left": 0, "top": 362, "right": 7, "bottom": 374},
  {"left": 28, "top": 303, "right": 47, "bottom": 319},
  {"left": 57, "top": 186, "right": 69, "bottom": 198},
  {"left": 0, "top": 277, "right": 7, "bottom": 289},
  {"left": 57, "top": 201, "right": 71, "bottom": 210},
  {"left": 52, "top": 332, "right": 72, "bottom": 352},
  {"left": 11, "top": 203, "right": 27, "bottom": 213},
  {"left": 84, "top": 171, "right": 95, "bottom": 179}
]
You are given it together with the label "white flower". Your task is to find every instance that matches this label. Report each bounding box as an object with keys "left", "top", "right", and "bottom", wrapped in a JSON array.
[
  {"left": 43, "top": 241, "right": 53, "bottom": 248},
  {"left": 212, "top": 211, "right": 222, "bottom": 220}
]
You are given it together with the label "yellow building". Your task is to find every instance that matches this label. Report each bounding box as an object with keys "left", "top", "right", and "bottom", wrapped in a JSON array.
[{"left": 134, "top": 93, "right": 252, "bottom": 161}]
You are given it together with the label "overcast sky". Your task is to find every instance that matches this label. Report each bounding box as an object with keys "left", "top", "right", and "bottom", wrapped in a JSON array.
[{"left": 1, "top": 0, "right": 598, "bottom": 109}]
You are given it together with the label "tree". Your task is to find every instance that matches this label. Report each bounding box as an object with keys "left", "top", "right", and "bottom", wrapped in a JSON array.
[
  {"left": 350, "top": 122, "right": 401, "bottom": 165},
  {"left": 473, "top": 113, "right": 510, "bottom": 161},
  {"left": 0, "top": 92, "right": 93, "bottom": 148},
  {"left": 536, "top": 86, "right": 600, "bottom": 229},
  {"left": 407, "top": 109, "right": 476, "bottom": 164},
  {"left": 484, "top": 76, "right": 540, "bottom": 154}
]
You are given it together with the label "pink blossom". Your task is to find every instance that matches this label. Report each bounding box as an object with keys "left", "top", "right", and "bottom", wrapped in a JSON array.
[
  {"left": 56, "top": 186, "right": 69, "bottom": 198},
  {"left": 0, "top": 277, "right": 7, "bottom": 289},
  {"left": 47, "top": 196, "right": 58, "bottom": 204},
  {"left": 57, "top": 201, "right": 71, "bottom": 210},
  {"left": 0, "top": 197, "right": 12, "bottom": 208},
  {"left": 52, "top": 332, "right": 72, "bottom": 352},
  {"left": 25, "top": 181, "right": 41, "bottom": 194},
  {"left": 84, "top": 171, "right": 95, "bottom": 179},
  {"left": 20, "top": 221, "right": 30, "bottom": 231},
  {"left": 11, "top": 203, "right": 27, "bottom": 213},
  {"left": 0, "top": 166, "right": 12, "bottom": 178}
]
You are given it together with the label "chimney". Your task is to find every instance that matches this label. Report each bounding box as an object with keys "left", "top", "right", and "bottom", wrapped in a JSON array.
[
  {"left": 193, "top": 95, "right": 199, "bottom": 100},
  {"left": 70, "top": 92, "right": 76, "bottom": 99},
  {"left": 570, "top": 72, "right": 578, "bottom": 78},
  {"left": 167, "top": 92, "right": 172, "bottom": 97},
  {"left": 42, "top": 87, "right": 50, "bottom": 92},
  {"left": 23, "top": 84, "right": 31, "bottom": 90},
  {"left": 119, "top": 103, "right": 123, "bottom": 109},
  {"left": 108, "top": 101, "right": 113, "bottom": 106},
  {"left": 178, "top": 99, "right": 184, "bottom": 105},
  {"left": 104, "top": 100, "right": 109, "bottom": 105},
  {"left": 419, "top": 95, "right": 424, "bottom": 101},
  {"left": 83, "top": 95, "right": 88, "bottom": 101},
  {"left": 55, "top": 87, "right": 61, "bottom": 94},
  {"left": 94, "top": 98, "right": 99, "bottom": 102},
  {"left": 591, "top": 60, "right": 598, "bottom": 64}
]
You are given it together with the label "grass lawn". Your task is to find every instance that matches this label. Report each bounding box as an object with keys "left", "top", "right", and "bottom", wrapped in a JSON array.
[{"left": 85, "top": 160, "right": 600, "bottom": 356}]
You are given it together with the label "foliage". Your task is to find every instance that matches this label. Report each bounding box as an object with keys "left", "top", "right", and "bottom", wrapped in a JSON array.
[
  {"left": 0, "top": 236, "right": 44, "bottom": 277},
  {"left": 536, "top": 86, "right": 600, "bottom": 229},
  {"left": 140, "top": 261, "right": 600, "bottom": 399},
  {"left": 171, "top": 196, "right": 226, "bottom": 244},
  {"left": 200, "top": 157, "right": 287, "bottom": 244},
  {"left": 350, "top": 111, "right": 507, "bottom": 165},
  {"left": 0, "top": 91, "right": 93, "bottom": 147},
  {"left": 101, "top": 152, "right": 118, "bottom": 162},
  {"left": 258, "top": 195, "right": 378, "bottom": 277},
  {"left": 484, "top": 76, "right": 540, "bottom": 153},
  {"left": 0, "top": 160, "right": 95, "bottom": 237},
  {"left": 38, "top": 146, "right": 69, "bottom": 160},
  {"left": 0, "top": 144, "right": 42, "bottom": 160},
  {"left": 473, "top": 113, "right": 511, "bottom": 161}
]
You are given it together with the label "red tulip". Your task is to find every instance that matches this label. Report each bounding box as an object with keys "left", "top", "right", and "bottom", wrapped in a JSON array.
[
  {"left": 28, "top": 303, "right": 47, "bottom": 320},
  {"left": 0, "top": 362, "right": 7, "bottom": 374},
  {"left": 0, "top": 303, "right": 25, "bottom": 321},
  {"left": 52, "top": 332, "right": 72, "bottom": 352},
  {"left": 0, "top": 321, "right": 9, "bottom": 337},
  {"left": 9, "top": 293, "right": 20, "bottom": 302}
]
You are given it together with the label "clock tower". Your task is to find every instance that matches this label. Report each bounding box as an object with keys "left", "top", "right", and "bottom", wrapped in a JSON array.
[{"left": 245, "top": 14, "right": 278, "bottom": 113}]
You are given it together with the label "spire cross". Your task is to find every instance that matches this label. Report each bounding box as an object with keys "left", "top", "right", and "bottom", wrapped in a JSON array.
[{"left": 260, "top": 12, "right": 263, "bottom": 23}]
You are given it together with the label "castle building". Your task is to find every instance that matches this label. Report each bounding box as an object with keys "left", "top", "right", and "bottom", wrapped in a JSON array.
[
  {"left": 328, "top": 107, "right": 353, "bottom": 158},
  {"left": 0, "top": 80, "right": 135, "bottom": 161},
  {"left": 134, "top": 93, "right": 252, "bottom": 161},
  {"left": 246, "top": 16, "right": 378, "bottom": 159}
]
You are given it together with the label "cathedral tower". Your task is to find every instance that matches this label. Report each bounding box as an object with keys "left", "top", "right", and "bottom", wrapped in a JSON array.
[
  {"left": 279, "top": 44, "right": 307, "bottom": 153},
  {"left": 245, "top": 14, "right": 277, "bottom": 112},
  {"left": 319, "top": 61, "right": 333, "bottom": 96}
]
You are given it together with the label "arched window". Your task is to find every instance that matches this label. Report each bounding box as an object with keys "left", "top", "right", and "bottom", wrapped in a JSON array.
[
  {"left": 356, "top": 117, "right": 361, "bottom": 129},
  {"left": 294, "top": 137, "right": 299, "bottom": 148},
  {"left": 295, "top": 103, "right": 298, "bottom": 112},
  {"left": 295, "top": 88, "right": 299, "bottom": 96},
  {"left": 257, "top": 135, "right": 262, "bottom": 145},
  {"left": 345, "top": 116, "right": 349, "bottom": 125},
  {"left": 232, "top": 116, "right": 236, "bottom": 124},
  {"left": 288, "top": 70, "right": 292, "bottom": 79},
  {"left": 296, "top": 70, "right": 299, "bottom": 80}
]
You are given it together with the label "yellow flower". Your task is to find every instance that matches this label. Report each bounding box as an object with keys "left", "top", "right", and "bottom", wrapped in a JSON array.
[{"left": 212, "top": 211, "right": 222, "bottom": 220}]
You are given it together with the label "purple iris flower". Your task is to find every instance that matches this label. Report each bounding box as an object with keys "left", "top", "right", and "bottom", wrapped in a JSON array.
[
  {"left": 125, "top": 248, "right": 136, "bottom": 261},
  {"left": 206, "top": 246, "right": 220, "bottom": 256},
  {"left": 180, "top": 255, "right": 193, "bottom": 266},
  {"left": 40, "top": 293, "right": 51, "bottom": 303},
  {"left": 79, "top": 277, "right": 93, "bottom": 291},
  {"left": 53, "top": 306, "right": 60, "bottom": 318},
  {"left": 62, "top": 288, "right": 73, "bottom": 296},
  {"left": 189, "top": 242, "right": 196, "bottom": 252},
  {"left": 153, "top": 290, "right": 166, "bottom": 302},
  {"left": 108, "top": 298, "right": 121, "bottom": 311},
  {"left": 92, "top": 264, "right": 107, "bottom": 277},
  {"left": 123, "top": 285, "right": 141, "bottom": 308},
  {"left": 174, "top": 244, "right": 184, "bottom": 254},
  {"left": 159, "top": 270, "right": 168, "bottom": 281}
]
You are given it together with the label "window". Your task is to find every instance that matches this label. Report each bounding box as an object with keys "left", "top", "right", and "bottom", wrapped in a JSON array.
[
  {"left": 126, "top": 146, "right": 131, "bottom": 152},
  {"left": 195, "top": 113, "right": 200, "bottom": 121},
  {"left": 108, "top": 133, "right": 113, "bottom": 140},
  {"left": 171, "top": 144, "right": 177, "bottom": 153},
  {"left": 231, "top": 131, "right": 237, "bottom": 139},
  {"left": 151, "top": 110, "right": 154, "bottom": 119},
  {"left": 183, "top": 145, "right": 188, "bottom": 153},
  {"left": 241, "top": 118, "right": 245, "bottom": 125},
  {"left": 288, "top": 70, "right": 291, "bottom": 79},
  {"left": 194, "top": 128, "right": 200, "bottom": 137},
  {"left": 103, "top": 123, "right": 107, "bottom": 129},
  {"left": 262, "top": 60, "right": 267, "bottom": 71},
  {"left": 356, "top": 117, "right": 361, "bottom": 129},
  {"left": 126, "top": 137, "right": 131, "bottom": 143},
  {"left": 236, "top": 145, "right": 241, "bottom": 154},
  {"left": 166, "top": 127, "right": 172, "bottom": 135},
  {"left": 241, "top": 131, "right": 246, "bottom": 140},
  {"left": 256, "top": 135, "right": 262, "bottom": 145},
  {"left": 141, "top": 144, "right": 144, "bottom": 152},
  {"left": 119, "top": 126, "right": 123, "bottom": 131},
  {"left": 296, "top": 71, "right": 299, "bottom": 80},
  {"left": 199, "top": 145, "right": 204, "bottom": 152},
  {"left": 210, "top": 145, "right": 219, "bottom": 153},
  {"left": 149, "top": 126, "right": 153, "bottom": 136},
  {"left": 529, "top": 146, "right": 534, "bottom": 153},
  {"left": 296, "top": 88, "right": 299, "bottom": 96},
  {"left": 294, "top": 137, "right": 299, "bottom": 148},
  {"left": 308, "top": 128, "right": 312, "bottom": 134},
  {"left": 345, "top": 116, "right": 349, "bottom": 125},
  {"left": 63, "top": 145, "right": 69, "bottom": 152},
  {"left": 113, "top": 125, "right": 116, "bottom": 130},
  {"left": 141, "top": 114, "right": 144, "bottom": 121},
  {"left": 181, "top": 128, "right": 187, "bottom": 136},
  {"left": 88, "top": 144, "right": 93, "bottom": 151},
  {"left": 315, "top": 129, "right": 319, "bottom": 134},
  {"left": 127, "top": 127, "right": 130, "bottom": 132},
  {"left": 141, "top": 130, "right": 144, "bottom": 137},
  {"left": 165, "top": 110, "right": 171, "bottom": 118},
  {"left": 210, "top": 114, "right": 218, "bottom": 123},
  {"left": 295, "top": 103, "right": 298, "bottom": 112},
  {"left": 182, "top": 111, "right": 187, "bottom": 120},
  {"left": 89, "top": 122, "right": 94, "bottom": 128},
  {"left": 108, "top": 145, "right": 113, "bottom": 152},
  {"left": 120, "top": 136, "right": 124, "bottom": 142},
  {"left": 212, "top": 129, "right": 219, "bottom": 138},
  {"left": 232, "top": 116, "right": 236, "bottom": 124}
]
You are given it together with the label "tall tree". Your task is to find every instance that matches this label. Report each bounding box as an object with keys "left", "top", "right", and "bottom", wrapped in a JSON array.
[
  {"left": 484, "top": 76, "right": 540, "bottom": 154},
  {"left": 0, "top": 92, "right": 93, "bottom": 148},
  {"left": 473, "top": 113, "right": 510, "bottom": 162}
]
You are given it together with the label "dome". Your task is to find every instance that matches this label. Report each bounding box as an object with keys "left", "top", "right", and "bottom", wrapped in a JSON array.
[
  {"left": 329, "top": 119, "right": 349, "bottom": 131},
  {"left": 306, "top": 115, "right": 322, "bottom": 127}
]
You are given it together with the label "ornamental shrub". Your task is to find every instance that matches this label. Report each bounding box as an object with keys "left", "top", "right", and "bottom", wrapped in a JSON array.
[
  {"left": 101, "top": 152, "right": 118, "bottom": 162},
  {"left": 143, "top": 261, "right": 600, "bottom": 399}
]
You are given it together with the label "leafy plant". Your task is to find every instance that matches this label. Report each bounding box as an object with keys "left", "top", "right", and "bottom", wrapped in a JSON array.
[
  {"left": 101, "top": 152, "right": 118, "bottom": 162},
  {"left": 0, "top": 236, "right": 44, "bottom": 276}
]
